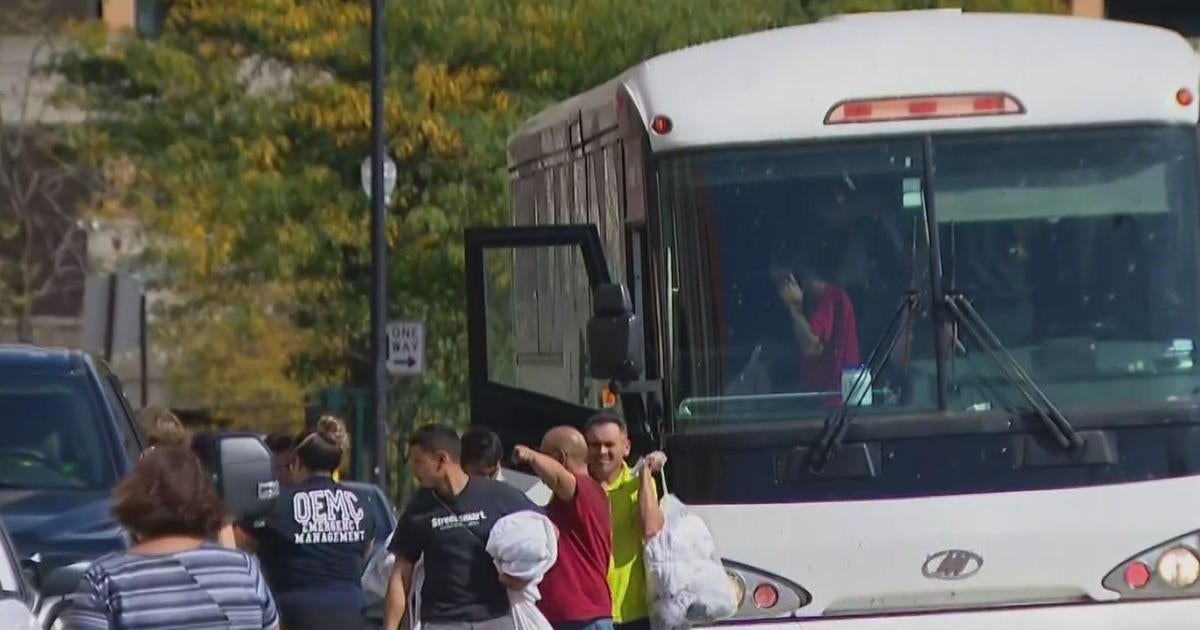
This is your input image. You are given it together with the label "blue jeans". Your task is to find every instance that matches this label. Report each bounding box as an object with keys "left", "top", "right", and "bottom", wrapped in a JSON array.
[{"left": 553, "top": 619, "right": 615, "bottom": 630}]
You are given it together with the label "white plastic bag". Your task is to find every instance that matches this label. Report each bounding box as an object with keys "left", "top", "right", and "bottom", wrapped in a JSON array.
[
  {"left": 510, "top": 596, "right": 553, "bottom": 630},
  {"left": 362, "top": 531, "right": 395, "bottom": 606},
  {"left": 643, "top": 474, "right": 737, "bottom": 630},
  {"left": 409, "top": 560, "right": 425, "bottom": 630},
  {"left": 485, "top": 510, "right": 558, "bottom": 630},
  {"left": 361, "top": 533, "right": 426, "bottom": 630}
]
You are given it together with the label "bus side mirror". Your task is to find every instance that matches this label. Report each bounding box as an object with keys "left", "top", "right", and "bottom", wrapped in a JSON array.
[
  {"left": 587, "top": 283, "right": 644, "bottom": 382},
  {"left": 215, "top": 434, "right": 279, "bottom": 523}
]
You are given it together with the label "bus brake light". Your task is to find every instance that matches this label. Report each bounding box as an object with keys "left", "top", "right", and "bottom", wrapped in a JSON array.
[
  {"left": 1177, "top": 88, "right": 1194, "bottom": 107},
  {"left": 651, "top": 115, "right": 674, "bottom": 135},
  {"left": 825, "top": 93, "right": 1025, "bottom": 125},
  {"left": 1123, "top": 561, "right": 1151, "bottom": 589}
]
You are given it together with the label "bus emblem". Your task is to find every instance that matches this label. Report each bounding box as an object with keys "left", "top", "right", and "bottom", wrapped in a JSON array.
[{"left": 922, "top": 549, "right": 983, "bottom": 580}]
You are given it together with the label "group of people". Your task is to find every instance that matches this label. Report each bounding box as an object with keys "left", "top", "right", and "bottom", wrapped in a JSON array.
[
  {"left": 382, "top": 412, "right": 667, "bottom": 630},
  {"left": 60, "top": 409, "right": 378, "bottom": 630},
  {"left": 57, "top": 406, "right": 666, "bottom": 630}
]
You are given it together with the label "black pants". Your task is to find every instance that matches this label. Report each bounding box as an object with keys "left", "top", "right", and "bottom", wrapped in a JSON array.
[
  {"left": 277, "top": 589, "right": 367, "bottom": 630},
  {"left": 280, "top": 605, "right": 367, "bottom": 630}
]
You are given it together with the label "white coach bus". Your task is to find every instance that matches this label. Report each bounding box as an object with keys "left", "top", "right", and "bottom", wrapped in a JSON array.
[{"left": 465, "top": 8, "right": 1200, "bottom": 629}]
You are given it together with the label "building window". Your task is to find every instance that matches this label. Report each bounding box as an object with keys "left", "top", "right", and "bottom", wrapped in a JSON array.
[{"left": 136, "top": 0, "right": 166, "bottom": 37}]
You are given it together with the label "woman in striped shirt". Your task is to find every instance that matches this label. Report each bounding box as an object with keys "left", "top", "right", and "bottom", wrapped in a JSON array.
[{"left": 60, "top": 445, "right": 278, "bottom": 630}]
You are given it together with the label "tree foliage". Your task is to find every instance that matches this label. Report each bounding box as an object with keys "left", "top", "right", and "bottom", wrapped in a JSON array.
[{"left": 56, "top": 0, "right": 1069, "bottom": 444}]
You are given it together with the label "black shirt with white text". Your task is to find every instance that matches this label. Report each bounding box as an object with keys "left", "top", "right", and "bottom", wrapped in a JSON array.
[
  {"left": 389, "top": 476, "right": 539, "bottom": 623},
  {"left": 253, "top": 475, "right": 377, "bottom": 601}
]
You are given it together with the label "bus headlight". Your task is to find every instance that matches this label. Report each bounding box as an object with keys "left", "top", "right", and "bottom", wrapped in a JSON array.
[
  {"left": 1103, "top": 530, "right": 1200, "bottom": 598},
  {"left": 722, "top": 560, "right": 810, "bottom": 620},
  {"left": 1156, "top": 546, "right": 1200, "bottom": 588},
  {"left": 727, "top": 571, "right": 746, "bottom": 605}
]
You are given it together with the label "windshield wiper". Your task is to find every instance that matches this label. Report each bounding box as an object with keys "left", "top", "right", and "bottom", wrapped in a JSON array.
[
  {"left": 806, "top": 291, "right": 919, "bottom": 472},
  {"left": 944, "top": 292, "right": 1083, "bottom": 451}
]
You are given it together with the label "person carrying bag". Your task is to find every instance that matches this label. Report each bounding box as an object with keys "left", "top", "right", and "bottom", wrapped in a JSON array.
[{"left": 637, "top": 461, "right": 738, "bottom": 630}]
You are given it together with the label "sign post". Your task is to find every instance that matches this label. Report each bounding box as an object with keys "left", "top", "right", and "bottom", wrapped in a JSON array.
[{"left": 386, "top": 320, "right": 426, "bottom": 376}]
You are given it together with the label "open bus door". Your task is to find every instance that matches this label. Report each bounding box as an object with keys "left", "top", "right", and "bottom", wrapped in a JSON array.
[{"left": 464, "top": 224, "right": 643, "bottom": 453}]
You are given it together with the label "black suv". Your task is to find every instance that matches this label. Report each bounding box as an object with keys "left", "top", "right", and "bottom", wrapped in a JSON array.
[
  {"left": 0, "top": 345, "right": 141, "bottom": 569},
  {"left": 0, "top": 344, "right": 279, "bottom": 628}
]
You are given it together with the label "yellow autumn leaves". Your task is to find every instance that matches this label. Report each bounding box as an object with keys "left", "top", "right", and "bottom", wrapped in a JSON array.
[
  {"left": 289, "top": 62, "right": 506, "bottom": 158},
  {"left": 56, "top": 0, "right": 522, "bottom": 429}
]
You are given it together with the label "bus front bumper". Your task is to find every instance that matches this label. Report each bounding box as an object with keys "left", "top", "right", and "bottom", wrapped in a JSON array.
[{"left": 713, "top": 599, "right": 1199, "bottom": 629}]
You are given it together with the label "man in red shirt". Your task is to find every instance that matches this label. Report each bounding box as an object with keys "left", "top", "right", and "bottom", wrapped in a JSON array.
[
  {"left": 513, "top": 426, "right": 613, "bottom": 630},
  {"left": 773, "top": 258, "right": 860, "bottom": 401}
]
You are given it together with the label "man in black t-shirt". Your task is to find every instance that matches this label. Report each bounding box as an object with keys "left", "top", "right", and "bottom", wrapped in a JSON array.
[{"left": 383, "top": 424, "right": 539, "bottom": 630}]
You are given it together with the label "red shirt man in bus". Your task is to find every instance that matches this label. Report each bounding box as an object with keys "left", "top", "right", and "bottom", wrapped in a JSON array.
[{"left": 773, "top": 257, "right": 860, "bottom": 400}]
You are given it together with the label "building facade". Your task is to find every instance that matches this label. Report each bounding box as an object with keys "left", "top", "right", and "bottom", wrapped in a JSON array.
[{"left": 0, "top": 0, "right": 167, "bottom": 405}]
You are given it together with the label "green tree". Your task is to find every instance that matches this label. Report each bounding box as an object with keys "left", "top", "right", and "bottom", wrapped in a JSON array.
[
  {"left": 55, "top": 0, "right": 512, "bottom": 430},
  {"left": 799, "top": 0, "right": 1066, "bottom": 18}
]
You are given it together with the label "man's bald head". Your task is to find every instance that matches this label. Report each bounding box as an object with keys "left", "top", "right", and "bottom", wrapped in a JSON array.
[{"left": 541, "top": 425, "right": 589, "bottom": 469}]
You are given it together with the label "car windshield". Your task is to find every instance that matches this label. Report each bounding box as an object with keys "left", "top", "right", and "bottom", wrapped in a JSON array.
[
  {"left": 0, "top": 370, "right": 118, "bottom": 490},
  {"left": 660, "top": 125, "right": 1200, "bottom": 425}
]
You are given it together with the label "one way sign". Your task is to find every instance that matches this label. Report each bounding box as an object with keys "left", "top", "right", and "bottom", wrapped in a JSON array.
[{"left": 386, "top": 320, "right": 425, "bottom": 376}]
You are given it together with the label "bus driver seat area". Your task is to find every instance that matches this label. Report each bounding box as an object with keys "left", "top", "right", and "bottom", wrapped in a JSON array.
[{"left": 725, "top": 176, "right": 922, "bottom": 407}]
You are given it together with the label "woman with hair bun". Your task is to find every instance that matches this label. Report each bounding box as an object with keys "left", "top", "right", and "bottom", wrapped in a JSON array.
[
  {"left": 137, "top": 406, "right": 191, "bottom": 449},
  {"left": 240, "top": 415, "right": 378, "bottom": 630}
]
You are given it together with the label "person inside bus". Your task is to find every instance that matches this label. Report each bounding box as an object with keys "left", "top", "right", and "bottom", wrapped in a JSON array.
[
  {"left": 813, "top": 182, "right": 910, "bottom": 296},
  {"left": 772, "top": 254, "right": 861, "bottom": 399}
]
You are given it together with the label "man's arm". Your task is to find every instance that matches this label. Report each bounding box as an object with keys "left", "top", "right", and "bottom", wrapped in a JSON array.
[
  {"left": 788, "top": 306, "right": 825, "bottom": 356},
  {"left": 383, "top": 502, "right": 424, "bottom": 630},
  {"left": 636, "top": 451, "right": 667, "bottom": 540},
  {"left": 382, "top": 556, "right": 414, "bottom": 630},
  {"left": 778, "top": 277, "right": 824, "bottom": 356},
  {"left": 513, "top": 445, "right": 577, "bottom": 501}
]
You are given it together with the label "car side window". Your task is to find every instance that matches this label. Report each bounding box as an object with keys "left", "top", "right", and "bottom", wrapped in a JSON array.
[{"left": 97, "top": 366, "right": 142, "bottom": 462}]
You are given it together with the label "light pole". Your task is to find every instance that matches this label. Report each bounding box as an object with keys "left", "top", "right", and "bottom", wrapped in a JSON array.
[
  {"left": 367, "top": 0, "right": 392, "bottom": 495},
  {"left": 361, "top": 151, "right": 396, "bottom": 491}
]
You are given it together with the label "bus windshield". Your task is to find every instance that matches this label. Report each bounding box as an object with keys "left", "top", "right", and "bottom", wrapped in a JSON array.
[{"left": 661, "top": 126, "right": 1200, "bottom": 426}]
